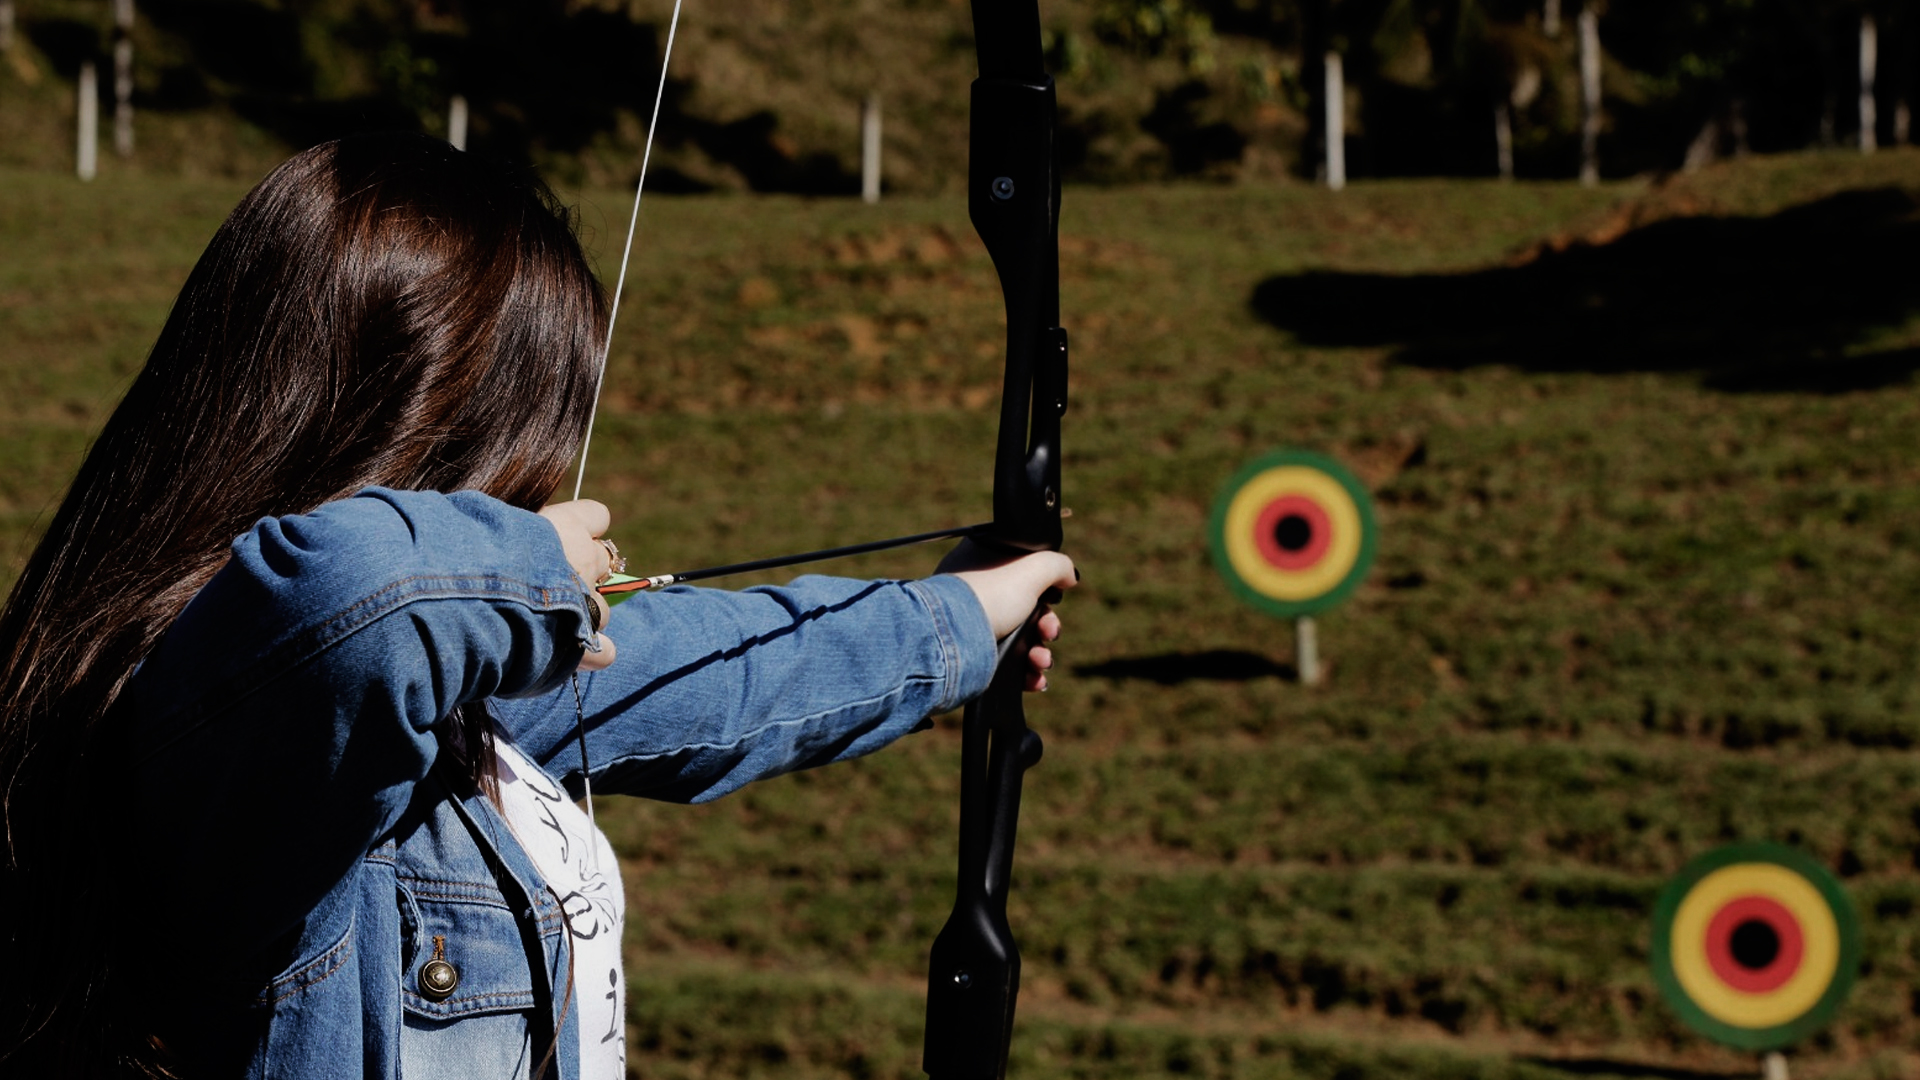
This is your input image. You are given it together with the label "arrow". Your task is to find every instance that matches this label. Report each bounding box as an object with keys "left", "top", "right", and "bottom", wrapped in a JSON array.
[{"left": 596, "top": 520, "right": 993, "bottom": 599}]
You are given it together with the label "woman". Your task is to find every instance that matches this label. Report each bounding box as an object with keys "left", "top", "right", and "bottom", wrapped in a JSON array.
[{"left": 0, "top": 133, "right": 1072, "bottom": 1078}]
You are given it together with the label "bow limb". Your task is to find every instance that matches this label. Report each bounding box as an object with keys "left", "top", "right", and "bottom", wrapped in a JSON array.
[{"left": 924, "top": 0, "right": 1067, "bottom": 1075}]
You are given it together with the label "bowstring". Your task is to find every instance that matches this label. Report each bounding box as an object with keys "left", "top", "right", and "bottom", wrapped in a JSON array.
[
  {"left": 568, "top": 0, "right": 685, "bottom": 825},
  {"left": 573, "top": 0, "right": 686, "bottom": 502}
]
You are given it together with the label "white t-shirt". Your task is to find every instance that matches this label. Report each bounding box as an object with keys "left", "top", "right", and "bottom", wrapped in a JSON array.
[{"left": 493, "top": 736, "right": 627, "bottom": 1079}]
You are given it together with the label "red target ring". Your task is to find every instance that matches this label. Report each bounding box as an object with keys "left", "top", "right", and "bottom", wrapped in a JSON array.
[
  {"left": 1705, "top": 896, "right": 1804, "bottom": 994},
  {"left": 1253, "top": 495, "right": 1332, "bottom": 571},
  {"left": 1650, "top": 842, "right": 1860, "bottom": 1051}
]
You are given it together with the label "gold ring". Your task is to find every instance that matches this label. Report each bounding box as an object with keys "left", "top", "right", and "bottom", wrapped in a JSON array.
[{"left": 599, "top": 538, "right": 627, "bottom": 578}]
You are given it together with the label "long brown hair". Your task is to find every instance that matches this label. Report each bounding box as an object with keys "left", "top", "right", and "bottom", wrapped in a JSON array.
[{"left": 0, "top": 133, "right": 608, "bottom": 1074}]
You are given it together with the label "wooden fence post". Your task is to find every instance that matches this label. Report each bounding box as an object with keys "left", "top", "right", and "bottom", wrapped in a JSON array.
[
  {"left": 1323, "top": 51, "right": 1345, "bottom": 191},
  {"left": 78, "top": 60, "right": 99, "bottom": 180},
  {"left": 1578, "top": 5, "right": 1600, "bottom": 185},
  {"left": 861, "top": 94, "right": 881, "bottom": 203},
  {"left": 114, "top": 0, "right": 134, "bottom": 158},
  {"left": 1494, "top": 99, "right": 1513, "bottom": 179},
  {"left": 448, "top": 94, "right": 468, "bottom": 150},
  {"left": 1859, "top": 14, "right": 1877, "bottom": 153}
]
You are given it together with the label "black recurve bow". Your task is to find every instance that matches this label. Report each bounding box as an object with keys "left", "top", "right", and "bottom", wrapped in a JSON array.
[
  {"left": 583, "top": 5, "right": 1067, "bottom": 1072},
  {"left": 922, "top": 1, "right": 1067, "bottom": 1077}
]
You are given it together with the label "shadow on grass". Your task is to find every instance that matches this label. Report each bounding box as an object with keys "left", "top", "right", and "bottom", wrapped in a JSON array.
[
  {"left": 1250, "top": 188, "right": 1920, "bottom": 393},
  {"left": 1077, "top": 649, "right": 1296, "bottom": 684},
  {"left": 1517, "top": 1056, "right": 1753, "bottom": 1080}
]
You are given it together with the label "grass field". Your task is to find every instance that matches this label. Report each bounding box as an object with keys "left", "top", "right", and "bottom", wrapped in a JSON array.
[{"left": 4, "top": 148, "right": 1919, "bottom": 1079}]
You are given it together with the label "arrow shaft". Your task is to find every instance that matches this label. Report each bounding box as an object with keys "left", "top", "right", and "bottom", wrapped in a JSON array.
[{"left": 599, "top": 521, "right": 992, "bottom": 594}]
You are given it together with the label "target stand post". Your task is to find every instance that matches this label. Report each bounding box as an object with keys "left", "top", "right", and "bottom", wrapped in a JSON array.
[
  {"left": 1761, "top": 1051, "right": 1789, "bottom": 1080},
  {"left": 1294, "top": 616, "right": 1320, "bottom": 686}
]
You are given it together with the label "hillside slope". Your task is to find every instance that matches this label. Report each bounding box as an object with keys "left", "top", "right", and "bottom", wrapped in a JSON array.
[{"left": 2, "top": 149, "right": 1917, "bottom": 1078}]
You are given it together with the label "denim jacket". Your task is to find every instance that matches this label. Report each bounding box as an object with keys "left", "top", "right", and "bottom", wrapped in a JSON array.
[{"left": 115, "top": 488, "right": 996, "bottom": 1078}]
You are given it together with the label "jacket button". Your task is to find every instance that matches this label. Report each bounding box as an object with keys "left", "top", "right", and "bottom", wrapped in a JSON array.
[{"left": 419, "top": 958, "right": 460, "bottom": 1001}]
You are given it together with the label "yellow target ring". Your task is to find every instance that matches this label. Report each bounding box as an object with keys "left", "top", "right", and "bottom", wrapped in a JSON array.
[
  {"left": 1669, "top": 863, "right": 1839, "bottom": 1029},
  {"left": 1219, "top": 466, "right": 1363, "bottom": 602},
  {"left": 1651, "top": 843, "right": 1859, "bottom": 1051}
]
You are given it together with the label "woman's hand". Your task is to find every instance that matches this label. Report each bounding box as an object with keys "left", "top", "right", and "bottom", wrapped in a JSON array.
[
  {"left": 937, "top": 540, "right": 1077, "bottom": 693},
  {"left": 539, "top": 500, "right": 618, "bottom": 671}
]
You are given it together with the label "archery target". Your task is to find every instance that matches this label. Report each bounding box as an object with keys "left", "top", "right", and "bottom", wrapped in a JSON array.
[
  {"left": 1209, "top": 451, "right": 1376, "bottom": 618},
  {"left": 1651, "top": 843, "right": 1859, "bottom": 1051}
]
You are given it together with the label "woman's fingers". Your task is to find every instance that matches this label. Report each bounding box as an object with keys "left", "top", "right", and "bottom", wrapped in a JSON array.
[
  {"left": 541, "top": 498, "right": 611, "bottom": 540},
  {"left": 539, "top": 499, "right": 620, "bottom": 670},
  {"left": 576, "top": 573, "right": 618, "bottom": 672},
  {"left": 944, "top": 549, "right": 1077, "bottom": 640},
  {"left": 576, "top": 589, "right": 618, "bottom": 673},
  {"left": 1024, "top": 642, "right": 1054, "bottom": 693},
  {"left": 1021, "top": 605, "right": 1066, "bottom": 692},
  {"left": 579, "top": 630, "right": 618, "bottom": 672},
  {"left": 539, "top": 499, "right": 615, "bottom": 584},
  {"left": 937, "top": 543, "right": 1076, "bottom": 694}
]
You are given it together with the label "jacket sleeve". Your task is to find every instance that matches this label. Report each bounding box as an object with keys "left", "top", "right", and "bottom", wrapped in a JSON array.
[
  {"left": 121, "top": 487, "right": 595, "bottom": 961},
  {"left": 121, "top": 487, "right": 999, "bottom": 963},
  {"left": 490, "top": 572, "right": 998, "bottom": 803}
]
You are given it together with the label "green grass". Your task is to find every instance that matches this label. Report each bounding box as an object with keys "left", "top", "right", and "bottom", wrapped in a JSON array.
[{"left": 5, "top": 148, "right": 1920, "bottom": 1078}]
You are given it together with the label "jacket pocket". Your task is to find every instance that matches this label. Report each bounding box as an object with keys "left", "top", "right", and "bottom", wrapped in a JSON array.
[
  {"left": 253, "top": 909, "right": 364, "bottom": 1080},
  {"left": 257, "top": 909, "right": 357, "bottom": 1006},
  {"left": 396, "top": 876, "right": 540, "bottom": 1019}
]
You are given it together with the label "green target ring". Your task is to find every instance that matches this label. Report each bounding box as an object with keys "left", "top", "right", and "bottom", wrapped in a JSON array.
[
  {"left": 1208, "top": 450, "right": 1376, "bottom": 619},
  {"left": 1650, "top": 843, "right": 1859, "bottom": 1051}
]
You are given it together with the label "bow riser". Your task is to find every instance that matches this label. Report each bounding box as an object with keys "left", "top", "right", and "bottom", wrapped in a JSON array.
[{"left": 971, "top": 75, "right": 1067, "bottom": 554}]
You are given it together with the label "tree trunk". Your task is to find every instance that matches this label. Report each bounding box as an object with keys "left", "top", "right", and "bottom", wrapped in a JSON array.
[
  {"left": 1324, "top": 50, "right": 1346, "bottom": 191},
  {"left": 113, "top": 0, "right": 134, "bottom": 158},
  {"left": 1578, "top": 5, "right": 1600, "bottom": 185},
  {"left": 1897, "top": 12, "right": 1915, "bottom": 145},
  {"left": 1682, "top": 113, "right": 1717, "bottom": 172},
  {"left": 1859, "top": 14, "right": 1878, "bottom": 152},
  {"left": 1682, "top": 98, "right": 1748, "bottom": 171},
  {"left": 1542, "top": 0, "right": 1560, "bottom": 39},
  {"left": 0, "top": 1, "right": 14, "bottom": 53}
]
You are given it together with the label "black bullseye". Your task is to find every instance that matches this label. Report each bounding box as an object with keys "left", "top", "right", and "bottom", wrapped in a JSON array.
[
  {"left": 1730, "top": 920, "right": 1781, "bottom": 971},
  {"left": 1273, "top": 514, "right": 1313, "bottom": 552}
]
